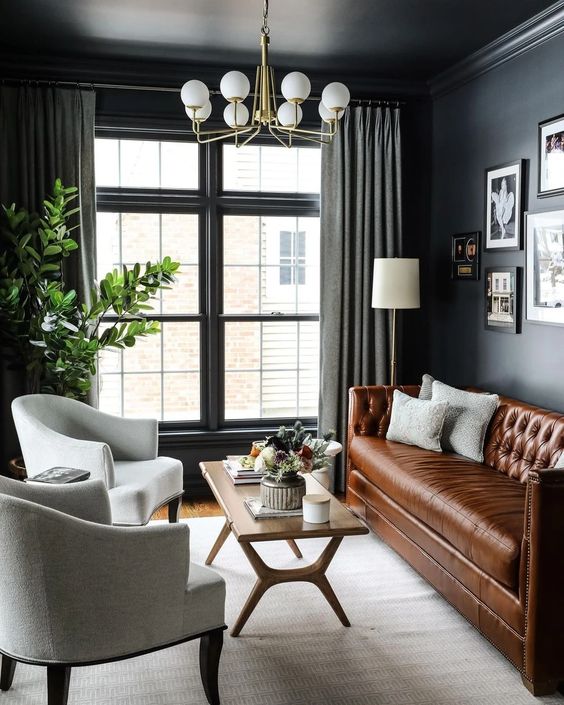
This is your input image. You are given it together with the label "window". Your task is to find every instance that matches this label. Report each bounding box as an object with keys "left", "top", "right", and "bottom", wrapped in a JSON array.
[
  {"left": 95, "top": 134, "right": 320, "bottom": 427},
  {"left": 279, "top": 231, "right": 306, "bottom": 286}
]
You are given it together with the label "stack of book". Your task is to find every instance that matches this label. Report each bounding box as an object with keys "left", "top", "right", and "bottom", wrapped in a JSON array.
[{"left": 223, "top": 456, "right": 262, "bottom": 485}]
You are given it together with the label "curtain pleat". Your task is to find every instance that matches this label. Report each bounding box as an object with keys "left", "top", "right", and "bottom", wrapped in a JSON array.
[
  {"left": 0, "top": 85, "right": 97, "bottom": 467},
  {"left": 319, "top": 106, "right": 403, "bottom": 492}
]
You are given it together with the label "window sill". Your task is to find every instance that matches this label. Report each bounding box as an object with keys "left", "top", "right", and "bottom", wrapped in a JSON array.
[{"left": 159, "top": 425, "right": 317, "bottom": 447}]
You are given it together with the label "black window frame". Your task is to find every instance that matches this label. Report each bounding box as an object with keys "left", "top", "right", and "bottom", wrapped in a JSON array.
[{"left": 95, "top": 126, "right": 320, "bottom": 432}]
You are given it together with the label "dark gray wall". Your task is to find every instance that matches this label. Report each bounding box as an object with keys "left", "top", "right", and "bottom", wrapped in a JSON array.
[{"left": 430, "top": 32, "right": 564, "bottom": 412}]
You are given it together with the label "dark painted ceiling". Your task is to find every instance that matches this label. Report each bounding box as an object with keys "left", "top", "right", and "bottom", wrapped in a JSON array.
[{"left": 0, "top": 0, "right": 555, "bottom": 81}]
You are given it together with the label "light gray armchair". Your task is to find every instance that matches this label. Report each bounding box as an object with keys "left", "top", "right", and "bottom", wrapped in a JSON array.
[
  {"left": 12, "top": 394, "right": 184, "bottom": 525},
  {"left": 0, "top": 476, "right": 226, "bottom": 705}
]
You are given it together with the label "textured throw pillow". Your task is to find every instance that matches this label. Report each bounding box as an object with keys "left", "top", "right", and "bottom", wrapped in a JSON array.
[
  {"left": 386, "top": 390, "right": 448, "bottom": 453},
  {"left": 555, "top": 451, "right": 564, "bottom": 469},
  {"left": 419, "top": 373, "right": 435, "bottom": 401},
  {"left": 431, "top": 380, "right": 499, "bottom": 463}
]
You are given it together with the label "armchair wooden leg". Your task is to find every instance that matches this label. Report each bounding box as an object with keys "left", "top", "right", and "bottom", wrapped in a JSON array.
[
  {"left": 199, "top": 628, "right": 223, "bottom": 705},
  {"left": 47, "top": 665, "right": 71, "bottom": 705},
  {"left": 168, "top": 495, "right": 182, "bottom": 523},
  {"left": 0, "top": 655, "right": 16, "bottom": 691}
]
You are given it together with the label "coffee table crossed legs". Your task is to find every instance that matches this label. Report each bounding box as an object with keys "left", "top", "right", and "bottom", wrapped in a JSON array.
[{"left": 205, "top": 520, "right": 350, "bottom": 637}]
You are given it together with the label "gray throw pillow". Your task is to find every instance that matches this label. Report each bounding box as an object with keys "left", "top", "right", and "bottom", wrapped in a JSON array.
[
  {"left": 386, "top": 390, "right": 448, "bottom": 453},
  {"left": 431, "top": 380, "right": 499, "bottom": 463},
  {"left": 555, "top": 451, "right": 564, "bottom": 469},
  {"left": 419, "top": 373, "right": 435, "bottom": 401}
]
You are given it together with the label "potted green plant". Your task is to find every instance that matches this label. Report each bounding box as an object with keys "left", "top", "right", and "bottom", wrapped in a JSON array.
[{"left": 0, "top": 180, "right": 179, "bottom": 474}]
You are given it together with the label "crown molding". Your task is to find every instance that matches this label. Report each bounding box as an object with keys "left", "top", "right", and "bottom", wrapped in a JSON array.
[{"left": 429, "top": 0, "right": 564, "bottom": 98}]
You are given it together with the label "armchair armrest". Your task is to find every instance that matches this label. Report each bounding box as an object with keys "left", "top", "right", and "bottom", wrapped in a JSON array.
[
  {"left": 18, "top": 419, "right": 116, "bottom": 489},
  {"left": 69, "top": 403, "right": 158, "bottom": 461},
  {"left": 0, "top": 498, "right": 190, "bottom": 664},
  {"left": 521, "top": 467, "right": 564, "bottom": 687},
  {"left": 0, "top": 476, "right": 112, "bottom": 524}
]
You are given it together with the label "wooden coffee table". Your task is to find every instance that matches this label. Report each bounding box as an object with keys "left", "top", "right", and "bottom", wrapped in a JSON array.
[{"left": 200, "top": 461, "right": 369, "bottom": 636}]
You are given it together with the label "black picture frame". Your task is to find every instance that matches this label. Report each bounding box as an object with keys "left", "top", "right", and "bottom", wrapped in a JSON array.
[
  {"left": 484, "top": 266, "right": 521, "bottom": 334},
  {"left": 538, "top": 114, "right": 564, "bottom": 197},
  {"left": 484, "top": 159, "right": 525, "bottom": 252},
  {"left": 451, "top": 232, "right": 480, "bottom": 280},
  {"left": 525, "top": 208, "right": 564, "bottom": 327}
]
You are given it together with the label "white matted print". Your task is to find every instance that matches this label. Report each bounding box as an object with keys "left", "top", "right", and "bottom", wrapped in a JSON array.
[
  {"left": 526, "top": 209, "right": 564, "bottom": 326},
  {"left": 485, "top": 160, "right": 523, "bottom": 252},
  {"left": 538, "top": 114, "right": 564, "bottom": 197}
]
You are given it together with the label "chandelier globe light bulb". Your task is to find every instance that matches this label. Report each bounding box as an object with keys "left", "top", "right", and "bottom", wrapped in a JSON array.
[
  {"left": 281, "top": 72, "right": 311, "bottom": 103},
  {"left": 181, "top": 80, "right": 210, "bottom": 109},
  {"left": 220, "top": 71, "right": 251, "bottom": 102},
  {"left": 321, "top": 82, "right": 350, "bottom": 111},
  {"left": 223, "top": 103, "right": 250, "bottom": 127},
  {"left": 319, "top": 101, "right": 344, "bottom": 122},
  {"left": 277, "top": 102, "right": 303, "bottom": 127},
  {"left": 186, "top": 101, "right": 212, "bottom": 122}
]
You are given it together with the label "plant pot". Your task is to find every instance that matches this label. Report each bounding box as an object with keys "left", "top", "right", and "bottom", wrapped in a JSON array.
[
  {"left": 260, "top": 472, "right": 306, "bottom": 510},
  {"left": 8, "top": 456, "right": 27, "bottom": 481}
]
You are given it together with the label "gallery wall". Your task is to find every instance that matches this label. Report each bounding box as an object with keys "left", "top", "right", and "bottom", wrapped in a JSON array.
[{"left": 429, "top": 30, "right": 564, "bottom": 412}]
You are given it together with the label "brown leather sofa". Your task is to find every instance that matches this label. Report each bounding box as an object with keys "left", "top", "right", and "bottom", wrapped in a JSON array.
[{"left": 346, "top": 384, "right": 564, "bottom": 695}]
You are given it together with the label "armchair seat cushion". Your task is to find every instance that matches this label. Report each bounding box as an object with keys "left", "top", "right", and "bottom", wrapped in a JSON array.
[
  {"left": 109, "top": 457, "right": 183, "bottom": 525},
  {"left": 183, "top": 563, "right": 226, "bottom": 637},
  {"left": 349, "top": 436, "right": 526, "bottom": 588}
]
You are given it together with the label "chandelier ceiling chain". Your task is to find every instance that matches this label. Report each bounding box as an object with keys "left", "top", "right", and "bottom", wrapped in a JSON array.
[
  {"left": 180, "top": 0, "right": 350, "bottom": 148},
  {"left": 261, "top": 0, "right": 270, "bottom": 35}
]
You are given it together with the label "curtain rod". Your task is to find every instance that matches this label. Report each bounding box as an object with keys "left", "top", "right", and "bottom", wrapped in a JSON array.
[{"left": 1, "top": 77, "right": 406, "bottom": 107}]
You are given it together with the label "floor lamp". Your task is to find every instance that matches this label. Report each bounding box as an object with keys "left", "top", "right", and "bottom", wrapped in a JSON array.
[{"left": 371, "top": 258, "right": 420, "bottom": 386}]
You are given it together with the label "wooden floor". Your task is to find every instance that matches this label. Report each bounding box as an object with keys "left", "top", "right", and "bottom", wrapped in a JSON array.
[{"left": 152, "top": 497, "right": 223, "bottom": 520}]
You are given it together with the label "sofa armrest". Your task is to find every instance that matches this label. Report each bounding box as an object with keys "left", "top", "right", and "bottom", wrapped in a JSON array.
[
  {"left": 521, "top": 467, "right": 564, "bottom": 687},
  {"left": 347, "top": 385, "right": 421, "bottom": 443}
]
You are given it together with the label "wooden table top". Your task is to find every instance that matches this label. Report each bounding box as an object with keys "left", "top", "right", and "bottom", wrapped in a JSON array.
[{"left": 200, "top": 460, "right": 369, "bottom": 543}]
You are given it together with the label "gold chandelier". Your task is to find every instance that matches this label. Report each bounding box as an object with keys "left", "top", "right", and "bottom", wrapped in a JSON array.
[{"left": 180, "top": 0, "right": 350, "bottom": 147}]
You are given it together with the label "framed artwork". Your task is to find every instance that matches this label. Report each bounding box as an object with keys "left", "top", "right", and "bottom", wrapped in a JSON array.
[
  {"left": 484, "top": 160, "right": 524, "bottom": 252},
  {"left": 451, "top": 232, "right": 480, "bottom": 280},
  {"left": 484, "top": 266, "right": 521, "bottom": 334},
  {"left": 525, "top": 209, "right": 564, "bottom": 326},
  {"left": 538, "top": 114, "right": 564, "bottom": 197}
]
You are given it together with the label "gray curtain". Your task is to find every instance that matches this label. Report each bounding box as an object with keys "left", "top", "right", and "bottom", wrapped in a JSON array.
[
  {"left": 319, "top": 106, "right": 402, "bottom": 492},
  {"left": 0, "top": 85, "right": 97, "bottom": 468}
]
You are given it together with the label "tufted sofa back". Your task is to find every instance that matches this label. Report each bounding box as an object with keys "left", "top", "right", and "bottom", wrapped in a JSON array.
[
  {"left": 483, "top": 394, "right": 564, "bottom": 483},
  {"left": 347, "top": 385, "right": 564, "bottom": 484}
]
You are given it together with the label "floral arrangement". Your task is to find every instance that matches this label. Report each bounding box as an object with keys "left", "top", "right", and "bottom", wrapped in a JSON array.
[{"left": 251, "top": 421, "right": 335, "bottom": 482}]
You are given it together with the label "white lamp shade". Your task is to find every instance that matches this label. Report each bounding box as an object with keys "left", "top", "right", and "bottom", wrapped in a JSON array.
[
  {"left": 220, "top": 71, "right": 250, "bottom": 102},
  {"left": 319, "top": 101, "right": 344, "bottom": 122},
  {"left": 180, "top": 80, "right": 209, "bottom": 109},
  {"left": 371, "top": 258, "right": 420, "bottom": 310},
  {"left": 321, "top": 82, "right": 350, "bottom": 111},
  {"left": 277, "top": 101, "right": 303, "bottom": 127},
  {"left": 281, "top": 71, "right": 311, "bottom": 102},
  {"left": 223, "top": 102, "right": 249, "bottom": 127},
  {"left": 186, "top": 101, "right": 212, "bottom": 122}
]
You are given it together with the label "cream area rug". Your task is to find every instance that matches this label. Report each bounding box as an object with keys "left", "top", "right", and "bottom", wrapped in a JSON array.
[{"left": 4, "top": 516, "right": 563, "bottom": 705}]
